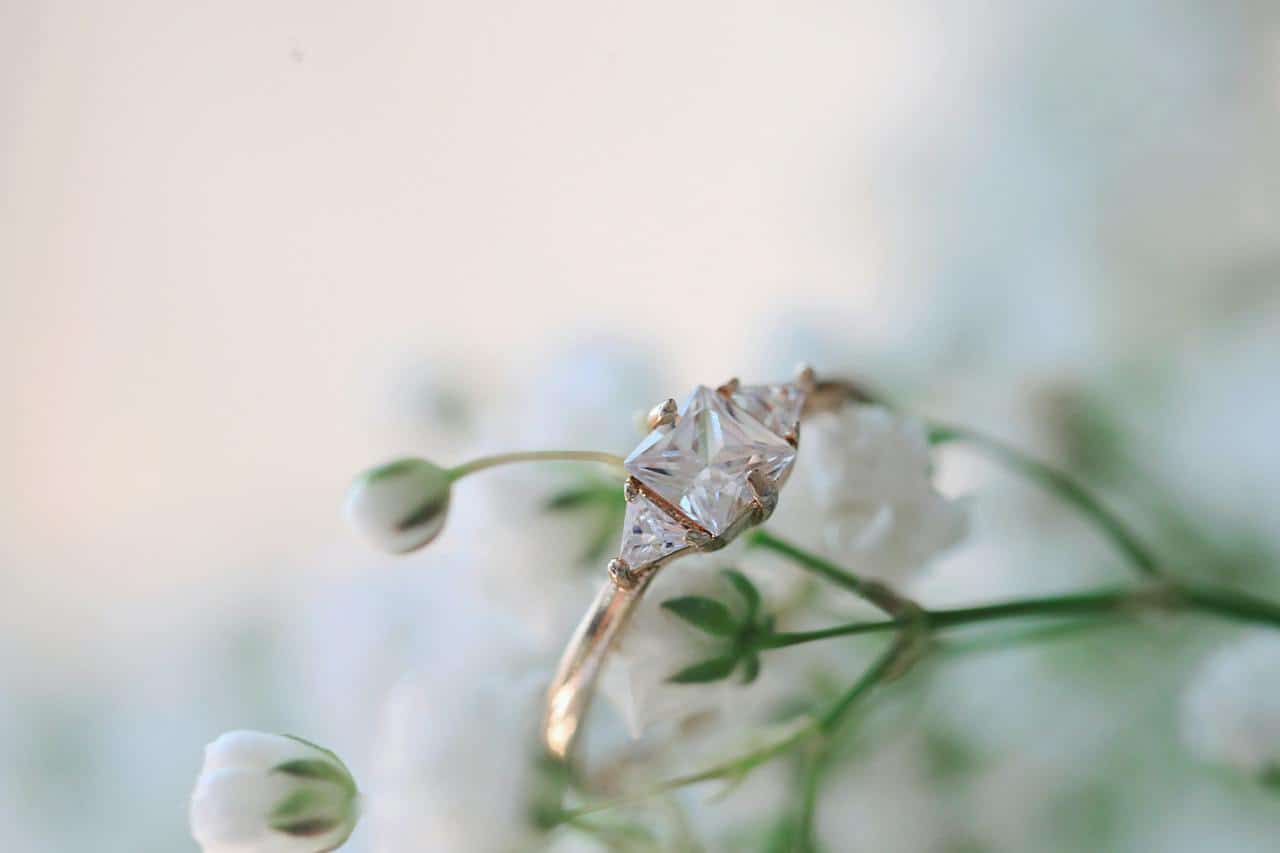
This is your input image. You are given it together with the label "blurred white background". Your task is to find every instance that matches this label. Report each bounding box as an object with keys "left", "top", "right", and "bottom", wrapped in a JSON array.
[{"left": 4, "top": 1, "right": 1280, "bottom": 850}]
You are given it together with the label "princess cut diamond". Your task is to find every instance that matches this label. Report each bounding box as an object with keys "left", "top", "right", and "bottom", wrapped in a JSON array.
[{"left": 624, "top": 386, "right": 796, "bottom": 536}]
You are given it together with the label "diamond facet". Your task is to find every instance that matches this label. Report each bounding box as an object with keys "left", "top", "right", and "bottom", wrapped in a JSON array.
[
  {"left": 619, "top": 493, "right": 692, "bottom": 568},
  {"left": 624, "top": 386, "right": 797, "bottom": 536},
  {"left": 732, "top": 383, "right": 806, "bottom": 439}
]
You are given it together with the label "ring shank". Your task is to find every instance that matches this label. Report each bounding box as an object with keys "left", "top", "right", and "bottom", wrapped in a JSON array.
[{"left": 543, "top": 574, "right": 651, "bottom": 759}]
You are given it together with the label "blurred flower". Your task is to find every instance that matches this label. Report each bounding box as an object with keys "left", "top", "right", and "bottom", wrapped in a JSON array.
[
  {"left": 344, "top": 458, "right": 452, "bottom": 554},
  {"left": 368, "top": 669, "right": 570, "bottom": 852},
  {"left": 190, "top": 730, "right": 359, "bottom": 853},
  {"left": 799, "top": 405, "right": 968, "bottom": 580},
  {"left": 1182, "top": 633, "right": 1280, "bottom": 780},
  {"left": 600, "top": 547, "right": 760, "bottom": 737}
]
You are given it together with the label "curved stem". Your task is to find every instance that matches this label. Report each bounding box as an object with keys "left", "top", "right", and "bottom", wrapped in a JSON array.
[
  {"left": 795, "top": 747, "right": 826, "bottom": 852},
  {"left": 558, "top": 635, "right": 910, "bottom": 827},
  {"left": 556, "top": 571, "right": 1280, "bottom": 825},
  {"left": 748, "top": 529, "right": 910, "bottom": 616},
  {"left": 447, "top": 450, "right": 627, "bottom": 480},
  {"left": 762, "top": 584, "right": 1280, "bottom": 651},
  {"left": 929, "top": 422, "right": 1160, "bottom": 577}
]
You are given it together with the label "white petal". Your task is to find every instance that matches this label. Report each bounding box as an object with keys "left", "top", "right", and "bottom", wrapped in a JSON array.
[
  {"left": 1182, "top": 632, "right": 1280, "bottom": 773},
  {"left": 190, "top": 767, "right": 291, "bottom": 844},
  {"left": 202, "top": 731, "right": 316, "bottom": 773}
]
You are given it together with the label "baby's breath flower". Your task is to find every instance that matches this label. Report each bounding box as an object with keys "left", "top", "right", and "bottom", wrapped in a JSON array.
[
  {"left": 344, "top": 458, "right": 452, "bottom": 554},
  {"left": 190, "top": 730, "right": 359, "bottom": 853},
  {"left": 799, "top": 405, "right": 967, "bottom": 579},
  {"left": 1182, "top": 633, "right": 1280, "bottom": 780}
]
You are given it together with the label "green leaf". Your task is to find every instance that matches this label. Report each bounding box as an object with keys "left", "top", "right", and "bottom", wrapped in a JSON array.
[
  {"left": 740, "top": 653, "right": 761, "bottom": 684},
  {"left": 668, "top": 655, "right": 739, "bottom": 683},
  {"left": 1261, "top": 765, "right": 1280, "bottom": 790},
  {"left": 927, "top": 424, "right": 960, "bottom": 444},
  {"left": 544, "top": 485, "right": 605, "bottom": 512},
  {"left": 723, "top": 569, "right": 761, "bottom": 621},
  {"left": 662, "top": 596, "right": 738, "bottom": 636}
]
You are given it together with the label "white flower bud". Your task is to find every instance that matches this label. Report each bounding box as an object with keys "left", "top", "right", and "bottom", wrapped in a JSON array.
[
  {"left": 1181, "top": 633, "right": 1280, "bottom": 778},
  {"left": 190, "top": 730, "right": 359, "bottom": 853},
  {"left": 344, "top": 458, "right": 452, "bottom": 554}
]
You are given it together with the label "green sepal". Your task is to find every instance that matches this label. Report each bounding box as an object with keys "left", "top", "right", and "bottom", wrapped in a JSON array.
[
  {"left": 272, "top": 815, "right": 343, "bottom": 838},
  {"left": 273, "top": 759, "right": 351, "bottom": 787},
  {"left": 271, "top": 788, "right": 318, "bottom": 820}
]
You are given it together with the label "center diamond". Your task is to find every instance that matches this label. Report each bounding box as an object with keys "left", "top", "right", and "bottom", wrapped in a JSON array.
[{"left": 624, "top": 386, "right": 797, "bottom": 536}]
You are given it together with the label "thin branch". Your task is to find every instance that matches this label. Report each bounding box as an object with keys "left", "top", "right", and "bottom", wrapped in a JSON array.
[
  {"left": 558, "top": 636, "right": 910, "bottom": 825},
  {"left": 928, "top": 422, "right": 1160, "bottom": 577},
  {"left": 448, "top": 450, "right": 627, "bottom": 479},
  {"left": 748, "top": 529, "right": 915, "bottom": 616},
  {"left": 762, "top": 585, "right": 1280, "bottom": 652}
]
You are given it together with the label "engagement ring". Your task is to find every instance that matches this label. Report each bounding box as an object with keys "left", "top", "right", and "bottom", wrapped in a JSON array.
[{"left": 543, "top": 367, "right": 863, "bottom": 758}]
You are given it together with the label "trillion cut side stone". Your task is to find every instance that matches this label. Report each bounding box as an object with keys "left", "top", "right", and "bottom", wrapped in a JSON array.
[
  {"left": 732, "top": 383, "right": 806, "bottom": 439},
  {"left": 624, "top": 386, "right": 797, "bottom": 536},
  {"left": 619, "top": 493, "right": 692, "bottom": 568}
]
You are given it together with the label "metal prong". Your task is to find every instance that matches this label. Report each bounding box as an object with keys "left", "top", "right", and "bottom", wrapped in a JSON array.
[
  {"left": 646, "top": 398, "right": 678, "bottom": 430},
  {"left": 795, "top": 364, "right": 818, "bottom": 393},
  {"left": 608, "top": 558, "right": 638, "bottom": 589},
  {"left": 747, "top": 467, "right": 779, "bottom": 521},
  {"left": 716, "top": 377, "right": 740, "bottom": 397},
  {"left": 683, "top": 528, "right": 713, "bottom": 549},
  {"left": 623, "top": 477, "right": 641, "bottom": 502}
]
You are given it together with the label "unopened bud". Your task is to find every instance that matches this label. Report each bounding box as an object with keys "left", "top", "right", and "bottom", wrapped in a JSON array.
[{"left": 344, "top": 457, "right": 452, "bottom": 553}]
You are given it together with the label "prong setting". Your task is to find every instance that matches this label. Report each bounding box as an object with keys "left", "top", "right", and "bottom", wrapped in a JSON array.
[
  {"left": 646, "top": 398, "right": 679, "bottom": 430},
  {"left": 747, "top": 467, "right": 779, "bottom": 521},
  {"left": 716, "top": 377, "right": 741, "bottom": 397},
  {"left": 795, "top": 364, "right": 818, "bottom": 393},
  {"left": 683, "top": 528, "right": 713, "bottom": 549},
  {"left": 623, "top": 477, "right": 642, "bottom": 502},
  {"left": 608, "top": 558, "right": 638, "bottom": 589}
]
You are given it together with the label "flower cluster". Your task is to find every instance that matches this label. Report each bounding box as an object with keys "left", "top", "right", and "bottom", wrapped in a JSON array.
[{"left": 191, "top": 365, "right": 1280, "bottom": 852}]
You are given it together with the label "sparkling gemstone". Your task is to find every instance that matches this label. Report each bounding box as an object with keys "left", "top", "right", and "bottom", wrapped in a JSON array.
[
  {"left": 625, "top": 386, "right": 797, "bottom": 536},
  {"left": 619, "top": 493, "right": 692, "bottom": 568},
  {"left": 732, "top": 383, "right": 806, "bottom": 439}
]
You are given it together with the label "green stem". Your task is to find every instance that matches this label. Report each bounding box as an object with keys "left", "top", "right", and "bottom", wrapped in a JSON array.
[
  {"left": 558, "top": 637, "right": 907, "bottom": 825},
  {"left": 749, "top": 529, "right": 869, "bottom": 593},
  {"left": 795, "top": 746, "right": 827, "bottom": 852},
  {"left": 938, "top": 617, "right": 1130, "bottom": 657},
  {"left": 556, "top": 574, "right": 1280, "bottom": 825},
  {"left": 447, "top": 450, "right": 627, "bottom": 480},
  {"left": 817, "top": 634, "right": 913, "bottom": 731},
  {"left": 748, "top": 529, "right": 909, "bottom": 616},
  {"left": 762, "top": 584, "right": 1280, "bottom": 651},
  {"left": 928, "top": 422, "right": 1160, "bottom": 577}
]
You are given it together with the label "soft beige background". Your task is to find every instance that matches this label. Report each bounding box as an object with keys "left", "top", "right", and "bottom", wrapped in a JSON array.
[
  {"left": 2, "top": 1, "right": 944, "bottom": 618},
  {"left": 5, "top": 2, "right": 1280, "bottom": 850}
]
